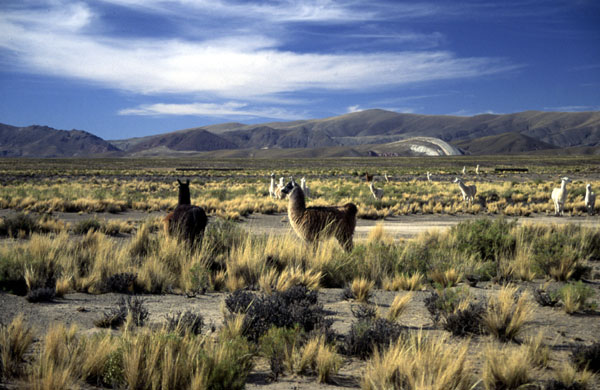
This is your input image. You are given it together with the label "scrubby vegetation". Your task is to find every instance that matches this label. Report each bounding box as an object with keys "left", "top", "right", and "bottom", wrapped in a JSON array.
[{"left": 1, "top": 157, "right": 599, "bottom": 389}]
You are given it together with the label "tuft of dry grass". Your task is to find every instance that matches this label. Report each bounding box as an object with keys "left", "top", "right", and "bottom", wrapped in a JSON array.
[
  {"left": 351, "top": 277, "right": 375, "bottom": 302},
  {"left": 292, "top": 335, "right": 342, "bottom": 383},
  {"left": 387, "top": 293, "right": 413, "bottom": 322},
  {"left": 383, "top": 272, "right": 424, "bottom": 291},
  {"left": 552, "top": 362, "right": 593, "bottom": 390},
  {"left": 524, "top": 330, "right": 551, "bottom": 368},
  {"left": 483, "top": 285, "right": 533, "bottom": 342},
  {"left": 429, "top": 268, "right": 462, "bottom": 288},
  {"left": 0, "top": 314, "right": 34, "bottom": 379},
  {"left": 482, "top": 345, "right": 533, "bottom": 390},
  {"left": 361, "top": 332, "right": 474, "bottom": 390}
]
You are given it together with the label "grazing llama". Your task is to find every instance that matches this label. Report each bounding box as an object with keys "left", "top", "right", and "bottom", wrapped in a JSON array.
[
  {"left": 164, "top": 179, "right": 208, "bottom": 249},
  {"left": 454, "top": 177, "right": 477, "bottom": 205},
  {"left": 300, "top": 177, "right": 310, "bottom": 198},
  {"left": 281, "top": 179, "right": 357, "bottom": 252},
  {"left": 585, "top": 183, "right": 595, "bottom": 215},
  {"left": 269, "top": 173, "right": 277, "bottom": 199},
  {"left": 369, "top": 180, "right": 384, "bottom": 201},
  {"left": 275, "top": 177, "right": 285, "bottom": 199},
  {"left": 551, "top": 177, "right": 570, "bottom": 216}
]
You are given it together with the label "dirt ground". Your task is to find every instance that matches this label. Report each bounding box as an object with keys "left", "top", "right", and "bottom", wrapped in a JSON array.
[{"left": 1, "top": 212, "right": 600, "bottom": 389}]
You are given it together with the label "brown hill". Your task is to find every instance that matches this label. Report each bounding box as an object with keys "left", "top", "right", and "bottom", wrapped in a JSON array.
[
  {"left": 0, "top": 123, "right": 121, "bottom": 157},
  {"left": 453, "top": 132, "right": 559, "bottom": 155}
]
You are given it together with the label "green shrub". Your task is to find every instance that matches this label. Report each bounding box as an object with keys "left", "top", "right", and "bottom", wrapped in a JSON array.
[
  {"left": 450, "top": 218, "right": 517, "bottom": 262},
  {"left": 72, "top": 218, "right": 102, "bottom": 234},
  {"left": 558, "top": 282, "right": 597, "bottom": 314}
]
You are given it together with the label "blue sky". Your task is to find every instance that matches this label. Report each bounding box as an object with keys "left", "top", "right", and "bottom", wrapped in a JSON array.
[{"left": 0, "top": 0, "right": 599, "bottom": 140}]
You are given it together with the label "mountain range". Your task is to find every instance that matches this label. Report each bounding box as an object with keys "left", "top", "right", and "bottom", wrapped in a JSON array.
[{"left": 2, "top": 109, "right": 600, "bottom": 158}]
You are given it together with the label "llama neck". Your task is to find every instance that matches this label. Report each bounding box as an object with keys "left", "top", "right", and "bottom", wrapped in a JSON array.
[
  {"left": 457, "top": 181, "right": 467, "bottom": 191},
  {"left": 561, "top": 181, "right": 568, "bottom": 191},
  {"left": 288, "top": 187, "right": 306, "bottom": 217},
  {"left": 179, "top": 189, "right": 191, "bottom": 205}
]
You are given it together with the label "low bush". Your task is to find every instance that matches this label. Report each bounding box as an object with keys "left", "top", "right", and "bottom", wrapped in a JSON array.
[
  {"left": 533, "top": 286, "right": 559, "bottom": 307},
  {"left": 101, "top": 272, "right": 138, "bottom": 294},
  {"left": 94, "top": 296, "right": 148, "bottom": 329},
  {"left": 346, "top": 312, "right": 404, "bottom": 359},
  {"left": 72, "top": 218, "right": 102, "bottom": 234},
  {"left": 449, "top": 218, "right": 517, "bottom": 262},
  {"left": 443, "top": 303, "right": 486, "bottom": 337},
  {"left": 0, "top": 213, "right": 37, "bottom": 237},
  {"left": 558, "top": 282, "right": 597, "bottom": 314},
  {"left": 165, "top": 310, "right": 204, "bottom": 336},
  {"left": 25, "top": 287, "right": 56, "bottom": 303},
  {"left": 571, "top": 342, "right": 600, "bottom": 373},
  {"left": 225, "top": 285, "right": 331, "bottom": 343},
  {"left": 483, "top": 286, "right": 533, "bottom": 342}
]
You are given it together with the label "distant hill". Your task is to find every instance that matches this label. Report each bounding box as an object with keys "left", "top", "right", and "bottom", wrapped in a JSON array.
[
  {"left": 3, "top": 109, "right": 600, "bottom": 158},
  {"left": 453, "top": 132, "right": 559, "bottom": 155},
  {"left": 0, "top": 123, "right": 121, "bottom": 157},
  {"left": 113, "top": 109, "right": 600, "bottom": 155}
]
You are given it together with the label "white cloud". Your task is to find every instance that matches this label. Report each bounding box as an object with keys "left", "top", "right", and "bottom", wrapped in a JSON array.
[
  {"left": 98, "top": 0, "right": 441, "bottom": 24},
  {"left": 119, "top": 101, "right": 305, "bottom": 120},
  {"left": 0, "top": 1, "right": 519, "bottom": 106},
  {"left": 347, "top": 105, "right": 362, "bottom": 113},
  {"left": 543, "top": 105, "right": 600, "bottom": 112}
]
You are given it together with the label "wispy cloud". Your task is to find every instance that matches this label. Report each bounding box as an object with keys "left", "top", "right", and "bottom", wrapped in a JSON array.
[
  {"left": 119, "top": 101, "right": 305, "bottom": 120},
  {"left": 543, "top": 105, "right": 600, "bottom": 112},
  {"left": 0, "top": 1, "right": 520, "bottom": 119}
]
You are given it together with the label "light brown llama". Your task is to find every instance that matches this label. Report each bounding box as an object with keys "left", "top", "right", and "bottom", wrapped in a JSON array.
[{"left": 281, "top": 179, "right": 357, "bottom": 252}]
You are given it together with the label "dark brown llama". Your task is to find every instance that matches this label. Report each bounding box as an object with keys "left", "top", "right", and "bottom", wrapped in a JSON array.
[
  {"left": 164, "top": 179, "right": 207, "bottom": 249},
  {"left": 281, "top": 179, "right": 357, "bottom": 252}
]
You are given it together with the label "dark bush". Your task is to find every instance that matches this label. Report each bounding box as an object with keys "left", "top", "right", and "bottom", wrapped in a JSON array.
[
  {"left": 101, "top": 273, "right": 137, "bottom": 293},
  {"left": 346, "top": 317, "right": 404, "bottom": 359},
  {"left": 442, "top": 303, "right": 486, "bottom": 337},
  {"left": 225, "top": 285, "right": 330, "bottom": 343},
  {"left": 165, "top": 311, "right": 204, "bottom": 336},
  {"left": 424, "top": 289, "right": 484, "bottom": 336},
  {"left": 351, "top": 304, "right": 378, "bottom": 321},
  {"left": 533, "top": 288, "right": 559, "bottom": 307},
  {"left": 72, "top": 218, "right": 102, "bottom": 234},
  {"left": 424, "top": 289, "right": 466, "bottom": 324},
  {"left": 545, "top": 380, "right": 586, "bottom": 390},
  {"left": 571, "top": 342, "right": 600, "bottom": 373},
  {"left": 95, "top": 296, "right": 148, "bottom": 329},
  {"left": 25, "top": 287, "right": 55, "bottom": 303},
  {"left": 0, "top": 213, "right": 37, "bottom": 237}
]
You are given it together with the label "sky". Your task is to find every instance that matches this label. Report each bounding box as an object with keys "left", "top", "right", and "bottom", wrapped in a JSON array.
[{"left": 0, "top": 0, "right": 599, "bottom": 140}]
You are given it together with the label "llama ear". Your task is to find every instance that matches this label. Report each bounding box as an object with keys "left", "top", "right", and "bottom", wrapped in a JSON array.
[
  {"left": 186, "top": 179, "right": 190, "bottom": 185},
  {"left": 177, "top": 179, "right": 182, "bottom": 185}
]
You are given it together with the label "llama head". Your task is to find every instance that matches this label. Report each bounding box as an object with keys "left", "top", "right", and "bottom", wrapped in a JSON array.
[
  {"left": 270, "top": 173, "right": 275, "bottom": 178},
  {"left": 587, "top": 183, "right": 592, "bottom": 189},
  {"left": 176, "top": 179, "right": 191, "bottom": 205},
  {"left": 280, "top": 179, "right": 300, "bottom": 195},
  {"left": 561, "top": 177, "right": 571, "bottom": 184},
  {"left": 453, "top": 177, "right": 462, "bottom": 183}
]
